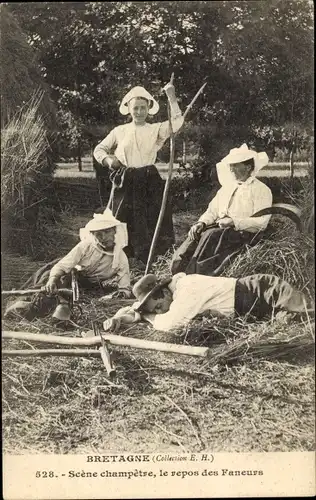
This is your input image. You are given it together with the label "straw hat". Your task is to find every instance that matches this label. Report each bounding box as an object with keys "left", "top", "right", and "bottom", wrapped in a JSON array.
[
  {"left": 79, "top": 209, "right": 128, "bottom": 269},
  {"left": 84, "top": 208, "right": 122, "bottom": 232},
  {"left": 216, "top": 143, "right": 269, "bottom": 186},
  {"left": 119, "top": 86, "right": 159, "bottom": 115},
  {"left": 132, "top": 274, "right": 171, "bottom": 311}
]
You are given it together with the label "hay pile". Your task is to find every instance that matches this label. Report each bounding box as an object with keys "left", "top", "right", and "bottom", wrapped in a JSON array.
[
  {"left": 1, "top": 93, "right": 49, "bottom": 215},
  {"left": 1, "top": 6, "right": 58, "bottom": 257},
  {"left": 0, "top": 5, "right": 56, "bottom": 131},
  {"left": 2, "top": 181, "right": 314, "bottom": 367},
  {"left": 1, "top": 94, "right": 56, "bottom": 255},
  {"left": 2, "top": 196, "right": 314, "bottom": 454}
]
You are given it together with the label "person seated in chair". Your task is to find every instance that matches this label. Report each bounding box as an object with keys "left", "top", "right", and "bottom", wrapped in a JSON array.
[
  {"left": 103, "top": 272, "right": 313, "bottom": 333},
  {"left": 171, "top": 144, "right": 273, "bottom": 276}
]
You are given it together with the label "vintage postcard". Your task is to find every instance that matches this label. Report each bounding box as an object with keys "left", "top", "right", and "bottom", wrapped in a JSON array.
[{"left": 1, "top": 1, "right": 315, "bottom": 498}]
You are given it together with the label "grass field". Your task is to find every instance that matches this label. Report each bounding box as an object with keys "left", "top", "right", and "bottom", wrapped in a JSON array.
[{"left": 2, "top": 189, "right": 315, "bottom": 454}]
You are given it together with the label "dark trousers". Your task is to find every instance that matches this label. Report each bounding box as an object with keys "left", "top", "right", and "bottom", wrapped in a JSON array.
[
  {"left": 234, "top": 274, "right": 310, "bottom": 319},
  {"left": 23, "top": 262, "right": 105, "bottom": 292}
]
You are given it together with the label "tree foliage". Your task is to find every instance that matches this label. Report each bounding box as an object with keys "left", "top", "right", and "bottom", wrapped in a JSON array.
[{"left": 6, "top": 1, "right": 314, "bottom": 167}]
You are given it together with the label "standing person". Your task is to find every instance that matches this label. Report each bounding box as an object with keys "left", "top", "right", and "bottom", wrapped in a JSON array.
[
  {"left": 93, "top": 80, "right": 184, "bottom": 265},
  {"left": 171, "top": 144, "right": 273, "bottom": 276}
]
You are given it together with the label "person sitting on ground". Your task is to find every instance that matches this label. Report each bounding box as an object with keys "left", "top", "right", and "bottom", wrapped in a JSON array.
[
  {"left": 43, "top": 209, "right": 132, "bottom": 297},
  {"left": 171, "top": 144, "right": 273, "bottom": 276},
  {"left": 102, "top": 272, "right": 313, "bottom": 333},
  {"left": 4, "top": 210, "right": 132, "bottom": 322}
]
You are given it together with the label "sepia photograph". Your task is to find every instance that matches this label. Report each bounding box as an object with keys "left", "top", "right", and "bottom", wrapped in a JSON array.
[{"left": 1, "top": 1, "right": 315, "bottom": 498}]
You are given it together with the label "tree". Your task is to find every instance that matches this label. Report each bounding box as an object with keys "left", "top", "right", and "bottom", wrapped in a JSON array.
[{"left": 6, "top": 1, "right": 313, "bottom": 174}]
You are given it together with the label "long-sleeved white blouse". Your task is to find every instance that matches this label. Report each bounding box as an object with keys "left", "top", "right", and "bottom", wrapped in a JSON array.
[
  {"left": 94, "top": 117, "right": 184, "bottom": 168},
  {"left": 198, "top": 177, "right": 273, "bottom": 233}
]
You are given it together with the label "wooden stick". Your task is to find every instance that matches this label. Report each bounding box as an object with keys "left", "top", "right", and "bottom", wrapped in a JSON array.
[
  {"left": 145, "top": 79, "right": 207, "bottom": 274},
  {"left": 183, "top": 82, "right": 207, "bottom": 120},
  {"left": 145, "top": 101, "right": 175, "bottom": 274},
  {"left": 2, "top": 330, "right": 209, "bottom": 358},
  {"left": 2, "top": 349, "right": 101, "bottom": 357},
  {"left": 2, "top": 288, "right": 72, "bottom": 297}
]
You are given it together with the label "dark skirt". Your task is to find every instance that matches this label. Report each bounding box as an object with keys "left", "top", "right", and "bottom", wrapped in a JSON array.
[
  {"left": 171, "top": 226, "right": 264, "bottom": 276},
  {"left": 112, "top": 165, "right": 175, "bottom": 263}
]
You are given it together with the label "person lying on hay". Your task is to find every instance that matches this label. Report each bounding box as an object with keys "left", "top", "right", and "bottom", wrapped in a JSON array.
[
  {"left": 171, "top": 143, "right": 273, "bottom": 276},
  {"left": 4, "top": 210, "right": 132, "bottom": 323},
  {"left": 103, "top": 272, "right": 313, "bottom": 333},
  {"left": 93, "top": 79, "right": 183, "bottom": 265}
]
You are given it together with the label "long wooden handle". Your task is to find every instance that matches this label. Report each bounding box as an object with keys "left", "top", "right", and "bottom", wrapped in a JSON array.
[
  {"left": 2, "top": 330, "right": 209, "bottom": 358},
  {"left": 145, "top": 103, "right": 175, "bottom": 274},
  {"left": 2, "top": 349, "right": 101, "bottom": 357},
  {"left": 145, "top": 80, "right": 207, "bottom": 274},
  {"left": 2, "top": 288, "right": 72, "bottom": 296}
]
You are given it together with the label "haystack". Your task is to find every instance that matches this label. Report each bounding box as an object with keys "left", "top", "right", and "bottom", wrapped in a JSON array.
[
  {"left": 0, "top": 5, "right": 56, "bottom": 132},
  {"left": 0, "top": 5, "right": 58, "bottom": 260}
]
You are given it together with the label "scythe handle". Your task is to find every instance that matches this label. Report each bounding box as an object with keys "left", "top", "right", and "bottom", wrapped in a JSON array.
[
  {"left": 145, "top": 78, "right": 207, "bottom": 274},
  {"left": 145, "top": 103, "right": 175, "bottom": 274}
]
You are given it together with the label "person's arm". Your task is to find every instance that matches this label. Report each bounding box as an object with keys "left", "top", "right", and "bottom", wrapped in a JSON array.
[
  {"left": 45, "top": 242, "right": 87, "bottom": 292},
  {"left": 188, "top": 192, "right": 221, "bottom": 239},
  {"left": 142, "top": 300, "right": 192, "bottom": 332},
  {"left": 198, "top": 192, "right": 220, "bottom": 226},
  {"left": 157, "top": 84, "right": 184, "bottom": 145},
  {"left": 103, "top": 304, "right": 142, "bottom": 332},
  {"left": 93, "top": 128, "right": 121, "bottom": 168},
  {"left": 232, "top": 184, "right": 273, "bottom": 232}
]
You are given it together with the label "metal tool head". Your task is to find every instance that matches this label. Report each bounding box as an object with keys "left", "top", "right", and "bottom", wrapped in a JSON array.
[
  {"left": 71, "top": 269, "right": 80, "bottom": 303},
  {"left": 52, "top": 304, "right": 71, "bottom": 322}
]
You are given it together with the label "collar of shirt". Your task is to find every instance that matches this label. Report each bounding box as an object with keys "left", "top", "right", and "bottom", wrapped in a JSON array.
[
  {"left": 235, "top": 175, "right": 256, "bottom": 187},
  {"left": 168, "top": 273, "right": 186, "bottom": 295}
]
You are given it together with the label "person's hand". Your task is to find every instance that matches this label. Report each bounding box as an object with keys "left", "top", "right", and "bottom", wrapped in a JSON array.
[
  {"left": 102, "top": 156, "right": 124, "bottom": 171},
  {"left": 103, "top": 317, "right": 122, "bottom": 332},
  {"left": 112, "top": 289, "right": 133, "bottom": 299},
  {"left": 42, "top": 278, "right": 58, "bottom": 295},
  {"left": 188, "top": 222, "right": 205, "bottom": 241},
  {"left": 111, "top": 157, "right": 125, "bottom": 171},
  {"left": 162, "top": 82, "right": 175, "bottom": 93},
  {"left": 217, "top": 217, "right": 234, "bottom": 228}
]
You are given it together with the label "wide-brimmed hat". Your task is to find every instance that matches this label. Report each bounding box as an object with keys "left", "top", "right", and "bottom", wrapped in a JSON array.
[
  {"left": 119, "top": 86, "right": 159, "bottom": 116},
  {"left": 216, "top": 143, "right": 269, "bottom": 186},
  {"left": 79, "top": 209, "right": 128, "bottom": 269},
  {"left": 132, "top": 274, "right": 171, "bottom": 311},
  {"left": 84, "top": 208, "right": 123, "bottom": 232}
]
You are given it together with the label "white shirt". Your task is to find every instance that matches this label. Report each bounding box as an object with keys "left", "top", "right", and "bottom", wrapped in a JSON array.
[
  {"left": 94, "top": 117, "right": 184, "bottom": 169},
  {"left": 49, "top": 240, "right": 131, "bottom": 291},
  {"left": 198, "top": 177, "right": 273, "bottom": 233},
  {"left": 149, "top": 273, "right": 236, "bottom": 332}
]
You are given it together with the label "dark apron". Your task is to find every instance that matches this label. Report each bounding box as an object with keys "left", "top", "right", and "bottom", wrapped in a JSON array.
[{"left": 112, "top": 165, "right": 175, "bottom": 263}]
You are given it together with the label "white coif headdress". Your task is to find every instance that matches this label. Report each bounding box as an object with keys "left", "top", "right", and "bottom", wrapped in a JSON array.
[
  {"left": 79, "top": 209, "right": 128, "bottom": 269},
  {"left": 216, "top": 143, "right": 269, "bottom": 186},
  {"left": 119, "top": 86, "right": 159, "bottom": 116}
]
